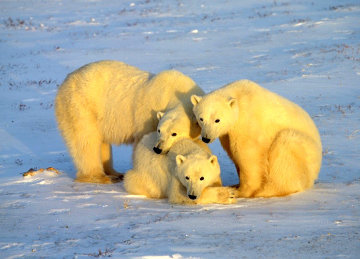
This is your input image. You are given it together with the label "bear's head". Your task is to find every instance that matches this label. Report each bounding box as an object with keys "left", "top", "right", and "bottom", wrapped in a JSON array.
[
  {"left": 191, "top": 94, "right": 238, "bottom": 143},
  {"left": 153, "top": 107, "right": 201, "bottom": 154},
  {"left": 175, "top": 153, "right": 220, "bottom": 200}
]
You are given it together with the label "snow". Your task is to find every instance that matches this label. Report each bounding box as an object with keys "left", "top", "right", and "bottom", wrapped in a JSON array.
[{"left": 0, "top": 0, "right": 359, "bottom": 258}]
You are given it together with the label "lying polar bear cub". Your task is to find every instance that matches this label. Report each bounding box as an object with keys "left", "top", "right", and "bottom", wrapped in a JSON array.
[{"left": 124, "top": 132, "right": 236, "bottom": 205}]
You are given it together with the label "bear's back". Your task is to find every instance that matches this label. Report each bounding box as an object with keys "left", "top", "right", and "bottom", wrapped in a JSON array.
[{"left": 221, "top": 80, "right": 321, "bottom": 146}]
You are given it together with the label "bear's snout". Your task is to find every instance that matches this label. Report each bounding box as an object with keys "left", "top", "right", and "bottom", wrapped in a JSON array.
[
  {"left": 188, "top": 194, "right": 197, "bottom": 200},
  {"left": 153, "top": 146, "right": 162, "bottom": 154},
  {"left": 202, "top": 137, "right": 211, "bottom": 143}
]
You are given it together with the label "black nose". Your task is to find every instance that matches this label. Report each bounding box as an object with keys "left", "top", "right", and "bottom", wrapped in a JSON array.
[
  {"left": 153, "top": 147, "right": 162, "bottom": 154},
  {"left": 202, "top": 137, "right": 210, "bottom": 143},
  {"left": 188, "top": 194, "right": 197, "bottom": 200}
]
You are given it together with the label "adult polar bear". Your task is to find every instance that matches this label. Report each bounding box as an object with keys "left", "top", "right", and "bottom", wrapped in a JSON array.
[
  {"left": 191, "top": 80, "right": 322, "bottom": 198},
  {"left": 55, "top": 60, "right": 203, "bottom": 184}
]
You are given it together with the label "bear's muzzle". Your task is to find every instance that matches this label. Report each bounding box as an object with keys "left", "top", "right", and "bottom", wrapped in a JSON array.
[
  {"left": 188, "top": 194, "right": 197, "bottom": 200},
  {"left": 202, "top": 137, "right": 211, "bottom": 143},
  {"left": 153, "top": 146, "right": 162, "bottom": 154}
]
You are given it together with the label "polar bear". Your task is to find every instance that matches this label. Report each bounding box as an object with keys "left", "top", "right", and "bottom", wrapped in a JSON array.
[
  {"left": 152, "top": 104, "right": 201, "bottom": 154},
  {"left": 124, "top": 132, "right": 236, "bottom": 205},
  {"left": 191, "top": 80, "right": 322, "bottom": 198},
  {"left": 55, "top": 60, "right": 203, "bottom": 184}
]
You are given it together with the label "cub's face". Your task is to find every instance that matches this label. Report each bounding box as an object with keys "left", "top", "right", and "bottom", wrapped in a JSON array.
[
  {"left": 175, "top": 154, "right": 220, "bottom": 200},
  {"left": 153, "top": 111, "right": 189, "bottom": 154},
  {"left": 191, "top": 94, "right": 238, "bottom": 143}
]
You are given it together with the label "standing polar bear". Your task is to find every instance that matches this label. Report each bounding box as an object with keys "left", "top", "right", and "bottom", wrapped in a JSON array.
[
  {"left": 124, "top": 132, "right": 236, "bottom": 205},
  {"left": 55, "top": 60, "right": 203, "bottom": 184},
  {"left": 191, "top": 80, "right": 322, "bottom": 198}
]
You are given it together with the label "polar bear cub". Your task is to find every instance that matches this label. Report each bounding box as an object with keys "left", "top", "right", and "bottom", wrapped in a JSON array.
[
  {"left": 55, "top": 60, "right": 203, "bottom": 184},
  {"left": 153, "top": 104, "right": 201, "bottom": 155},
  {"left": 124, "top": 132, "right": 236, "bottom": 205},
  {"left": 191, "top": 80, "right": 322, "bottom": 198}
]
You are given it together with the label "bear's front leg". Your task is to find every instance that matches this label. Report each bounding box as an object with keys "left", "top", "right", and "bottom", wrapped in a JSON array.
[
  {"left": 198, "top": 186, "right": 237, "bottom": 204},
  {"left": 237, "top": 166, "right": 264, "bottom": 198},
  {"left": 235, "top": 147, "right": 266, "bottom": 198}
]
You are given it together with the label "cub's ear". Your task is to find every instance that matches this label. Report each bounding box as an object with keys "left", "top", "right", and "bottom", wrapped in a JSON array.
[
  {"left": 176, "top": 155, "right": 186, "bottom": 166},
  {"left": 191, "top": 95, "right": 202, "bottom": 106},
  {"left": 157, "top": 111, "right": 165, "bottom": 120},
  {"left": 209, "top": 155, "right": 218, "bottom": 165},
  {"left": 228, "top": 98, "right": 237, "bottom": 108}
]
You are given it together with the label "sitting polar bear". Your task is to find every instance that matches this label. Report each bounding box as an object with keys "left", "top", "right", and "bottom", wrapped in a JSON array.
[
  {"left": 191, "top": 80, "right": 322, "bottom": 198},
  {"left": 55, "top": 60, "right": 203, "bottom": 184},
  {"left": 124, "top": 132, "right": 236, "bottom": 205}
]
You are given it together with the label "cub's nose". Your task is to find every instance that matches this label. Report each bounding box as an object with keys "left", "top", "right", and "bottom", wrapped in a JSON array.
[
  {"left": 188, "top": 194, "right": 197, "bottom": 200},
  {"left": 153, "top": 147, "right": 162, "bottom": 154},
  {"left": 202, "top": 137, "right": 210, "bottom": 143}
]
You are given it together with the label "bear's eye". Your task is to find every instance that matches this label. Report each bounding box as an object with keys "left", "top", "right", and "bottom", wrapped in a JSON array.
[
  {"left": 200, "top": 176, "right": 204, "bottom": 181},
  {"left": 185, "top": 176, "right": 190, "bottom": 180},
  {"left": 157, "top": 129, "right": 160, "bottom": 133},
  {"left": 172, "top": 133, "right": 177, "bottom": 137},
  {"left": 215, "top": 119, "right": 220, "bottom": 123},
  {"left": 199, "top": 118, "right": 203, "bottom": 122}
]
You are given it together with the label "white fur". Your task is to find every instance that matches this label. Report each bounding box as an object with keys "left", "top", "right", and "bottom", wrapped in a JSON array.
[
  {"left": 192, "top": 80, "right": 322, "bottom": 197},
  {"left": 153, "top": 105, "right": 202, "bottom": 154},
  {"left": 55, "top": 60, "right": 202, "bottom": 183},
  {"left": 124, "top": 132, "right": 236, "bottom": 205}
]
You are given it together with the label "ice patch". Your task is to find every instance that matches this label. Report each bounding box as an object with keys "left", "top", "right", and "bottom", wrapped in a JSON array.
[
  {"left": 77, "top": 203, "right": 98, "bottom": 208},
  {"left": 136, "top": 254, "right": 185, "bottom": 259},
  {"left": 1, "top": 243, "right": 24, "bottom": 250},
  {"left": 192, "top": 37, "right": 206, "bottom": 41},
  {"left": 0, "top": 128, "right": 34, "bottom": 156},
  {"left": 48, "top": 208, "right": 70, "bottom": 214},
  {"left": 37, "top": 180, "right": 53, "bottom": 185},
  {"left": 61, "top": 195, "right": 92, "bottom": 200},
  {"left": 67, "top": 20, "right": 101, "bottom": 26},
  {"left": 22, "top": 98, "right": 40, "bottom": 102},
  {"left": 125, "top": 194, "right": 148, "bottom": 198},
  {"left": 195, "top": 66, "right": 219, "bottom": 71},
  {"left": 294, "top": 22, "right": 306, "bottom": 27},
  {"left": 252, "top": 54, "right": 268, "bottom": 59}
]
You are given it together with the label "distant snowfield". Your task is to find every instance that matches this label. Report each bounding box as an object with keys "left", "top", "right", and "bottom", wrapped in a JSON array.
[{"left": 0, "top": 0, "right": 359, "bottom": 258}]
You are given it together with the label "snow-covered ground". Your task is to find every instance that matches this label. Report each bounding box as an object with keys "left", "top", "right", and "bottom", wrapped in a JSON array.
[{"left": 1, "top": 0, "right": 359, "bottom": 258}]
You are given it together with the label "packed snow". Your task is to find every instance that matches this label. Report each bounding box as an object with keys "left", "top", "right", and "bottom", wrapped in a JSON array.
[{"left": 0, "top": 0, "right": 359, "bottom": 258}]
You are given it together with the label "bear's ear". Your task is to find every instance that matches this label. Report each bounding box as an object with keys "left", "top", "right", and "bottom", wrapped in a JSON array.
[
  {"left": 228, "top": 98, "right": 237, "bottom": 108},
  {"left": 157, "top": 111, "right": 165, "bottom": 120},
  {"left": 191, "top": 95, "right": 202, "bottom": 106},
  {"left": 209, "top": 155, "right": 218, "bottom": 165},
  {"left": 176, "top": 155, "right": 186, "bottom": 166}
]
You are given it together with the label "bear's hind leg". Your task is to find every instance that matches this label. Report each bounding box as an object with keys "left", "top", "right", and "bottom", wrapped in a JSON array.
[
  {"left": 254, "top": 129, "right": 321, "bottom": 197},
  {"left": 101, "top": 143, "right": 123, "bottom": 182},
  {"left": 124, "top": 169, "right": 164, "bottom": 199},
  {"left": 69, "top": 123, "right": 113, "bottom": 184}
]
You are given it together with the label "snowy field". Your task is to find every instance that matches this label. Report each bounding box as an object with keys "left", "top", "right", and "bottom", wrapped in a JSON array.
[{"left": 1, "top": 0, "right": 359, "bottom": 258}]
